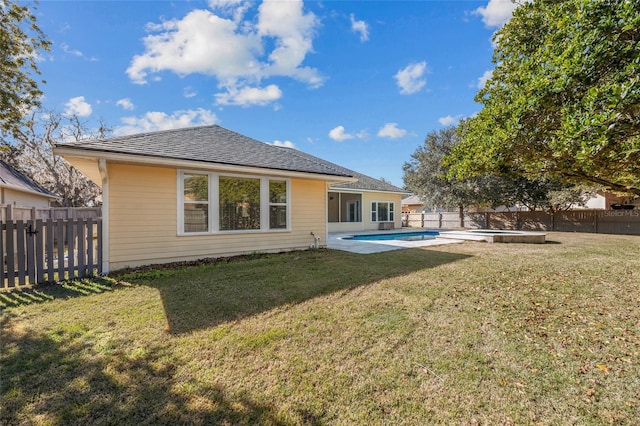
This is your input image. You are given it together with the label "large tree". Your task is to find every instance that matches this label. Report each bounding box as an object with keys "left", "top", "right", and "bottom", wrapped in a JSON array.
[
  {"left": 448, "top": 0, "right": 640, "bottom": 196},
  {"left": 403, "top": 127, "right": 487, "bottom": 213},
  {"left": 2, "top": 110, "right": 108, "bottom": 207},
  {"left": 0, "top": 0, "right": 50, "bottom": 140},
  {"left": 404, "top": 126, "right": 594, "bottom": 213}
]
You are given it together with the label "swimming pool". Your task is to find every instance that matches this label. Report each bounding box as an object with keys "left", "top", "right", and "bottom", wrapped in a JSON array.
[{"left": 344, "top": 230, "right": 440, "bottom": 241}]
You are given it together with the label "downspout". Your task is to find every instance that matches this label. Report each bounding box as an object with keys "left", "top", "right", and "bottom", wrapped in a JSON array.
[
  {"left": 98, "top": 159, "right": 110, "bottom": 274},
  {"left": 325, "top": 182, "right": 330, "bottom": 248}
]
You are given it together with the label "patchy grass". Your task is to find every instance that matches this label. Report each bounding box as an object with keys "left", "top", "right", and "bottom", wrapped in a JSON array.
[{"left": 1, "top": 232, "right": 639, "bottom": 424}]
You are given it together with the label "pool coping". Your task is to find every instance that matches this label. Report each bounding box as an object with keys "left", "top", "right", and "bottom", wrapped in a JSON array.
[
  {"left": 327, "top": 228, "right": 547, "bottom": 254},
  {"left": 327, "top": 229, "right": 463, "bottom": 254}
]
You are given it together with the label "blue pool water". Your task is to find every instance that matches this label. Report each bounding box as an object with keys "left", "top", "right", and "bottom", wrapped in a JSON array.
[{"left": 346, "top": 231, "right": 440, "bottom": 241}]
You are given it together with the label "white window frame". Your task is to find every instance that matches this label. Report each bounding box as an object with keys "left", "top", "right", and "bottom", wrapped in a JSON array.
[
  {"left": 370, "top": 201, "right": 395, "bottom": 223},
  {"left": 177, "top": 170, "right": 290, "bottom": 235}
]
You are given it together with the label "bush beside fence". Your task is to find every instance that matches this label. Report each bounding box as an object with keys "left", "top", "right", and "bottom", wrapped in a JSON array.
[{"left": 402, "top": 210, "right": 640, "bottom": 236}]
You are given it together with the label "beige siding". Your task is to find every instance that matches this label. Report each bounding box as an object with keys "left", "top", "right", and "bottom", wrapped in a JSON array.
[
  {"left": 107, "top": 163, "right": 326, "bottom": 270},
  {"left": 2, "top": 188, "right": 51, "bottom": 208}
]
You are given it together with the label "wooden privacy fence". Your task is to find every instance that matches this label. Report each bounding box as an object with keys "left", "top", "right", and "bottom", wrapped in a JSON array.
[
  {"left": 0, "top": 205, "right": 102, "bottom": 221},
  {"left": 403, "top": 209, "right": 640, "bottom": 235},
  {"left": 1, "top": 218, "right": 102, "bottom": 289}
]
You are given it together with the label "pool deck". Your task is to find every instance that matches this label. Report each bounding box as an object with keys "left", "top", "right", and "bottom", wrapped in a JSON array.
[
  {"left": 327, "top": 228, "right": 546, "bottom": 254},
  {"left": 327, "top": 230, "right": 463, "bottom": 254}
]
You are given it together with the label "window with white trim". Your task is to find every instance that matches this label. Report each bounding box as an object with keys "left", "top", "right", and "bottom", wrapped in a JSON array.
[
  {"left": 269, "top": 180, "right": 287, "bottom": 229},
  {"left": 183, "top": 173, "right": 209, "bottom": 233},
  {"left": 371, "top": 201, "right": 395, "bottom": 222},
  {"left": 178, "top": 171, "right": 289, "bottom": 234}
]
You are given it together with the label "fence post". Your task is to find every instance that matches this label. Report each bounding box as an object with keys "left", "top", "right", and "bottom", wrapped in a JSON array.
[{"left": 6, "top": 204, "right": 12, "bottom": 220}]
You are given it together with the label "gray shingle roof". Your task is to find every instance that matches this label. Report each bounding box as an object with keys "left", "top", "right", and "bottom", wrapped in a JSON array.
[
  {"left": 283, "top": 148, "right": 407, "bottom": 193},
  {"left": 57, "top": 125, "right": 407, "bottom": 193},
  {"left": 57, "top": 125, "right": 353, "bottom": 178},
  {"left": 0, "top": 161, "right": 56, "bottom": 198}
]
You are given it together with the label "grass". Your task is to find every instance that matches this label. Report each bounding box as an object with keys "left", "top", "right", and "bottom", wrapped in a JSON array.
[{"left": 1, "top": 232, "right": 639, "bottom": 425}]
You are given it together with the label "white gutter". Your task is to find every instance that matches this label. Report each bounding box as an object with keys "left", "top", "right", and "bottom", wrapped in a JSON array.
[
  {"left": 54, "top": 147, "right": 358, "bottom": 184},
  {"left": 98, "top": 158, "right": 110, "bottom": 274}
]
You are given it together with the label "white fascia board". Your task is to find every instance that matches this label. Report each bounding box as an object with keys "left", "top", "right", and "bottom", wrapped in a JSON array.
[{"left": 328, "top": 187, "right": 409, "bottom": 196}]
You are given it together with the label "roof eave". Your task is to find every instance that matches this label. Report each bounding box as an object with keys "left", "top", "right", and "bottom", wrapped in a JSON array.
[
  {"left": 0, "top": 182, "right": 59, "bottom": 200},
  {"left": 54, "top": 146, "right": 357, "bottom": 183}
]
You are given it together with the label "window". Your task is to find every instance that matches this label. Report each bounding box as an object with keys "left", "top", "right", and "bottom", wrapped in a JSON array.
[
  {"left": 183, "top": 173, "right": 209, "bottom": 233},
  {"left": 347, "top": 200, "right": 361, "bottom": 222},
  {"left": 269, "top": 180, "right": 287, "bottom": 229},
  {"left": 179, "top": 172, "right": 289, "bottom": 234},
  {"left": 219, "top": 176, "right": 261, "bottom": 231},
  {"left": 371, "top": 201, "right": 395, "bottom": 222}
]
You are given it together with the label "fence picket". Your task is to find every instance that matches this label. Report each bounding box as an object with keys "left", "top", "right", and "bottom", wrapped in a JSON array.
[
  {"left": 26, "top": 222, "right": 36, "bottom": 285},
  {"left": 66, "top": 220, "right": 75, "bottom": 280},
  {"left": 6, "top": 221, "right": 15, "bottom": 287},
  {"left": 16, "top": 221, "right": 27, "bottom": 286},
  {"left": 46, "top": 220, "right": 54, "bottom": 282},
  {"left": 87, "top": 218, "right": 94, "bottom": 278},
  {"left": 56, "top": 219, "right": 65, "bottom": 280},
  {"left": 77, "top": 219, "right": 85, "bottom": 278},
  {"left": 35, "top": 220, "right": 45, "bottom": 283}
]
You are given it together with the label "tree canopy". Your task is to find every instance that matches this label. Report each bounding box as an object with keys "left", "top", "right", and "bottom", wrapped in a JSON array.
[
  {"left": 447, "top": 0, "right": 640, "bottom": 196},
  {"left": 0, "top": 0, "right": 50, "bottom": 140},
  {"left": 403, "top": 127, "right": 484, "bottom": 211},
  {"left": 404, "top": 126, "right": 595, "bottom": 212}
]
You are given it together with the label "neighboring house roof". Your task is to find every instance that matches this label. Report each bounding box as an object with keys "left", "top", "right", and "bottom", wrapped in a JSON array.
[
  {"left": 402, "top": 195, "right": 424, "bottom": 205},
  {"left": 56, "top": 125, "right": 354, "bottom": 179},
  {"left": 0, "top": 160, "right": 57, "bottom": 200}
]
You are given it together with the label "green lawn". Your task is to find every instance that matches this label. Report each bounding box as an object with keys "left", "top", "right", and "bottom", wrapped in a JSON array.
[{"left": 1, "top": 232, "right": 639, "bottom": 425}]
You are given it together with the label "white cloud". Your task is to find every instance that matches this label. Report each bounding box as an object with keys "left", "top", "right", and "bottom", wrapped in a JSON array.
[
  {"left": 114, "top": 108, "right": 219, "bottom": 136},
  {"left": 377, "top": 123, "right": 407, "bottom": 139},
  {"left": 329, "top": 126, "right": 353, "bottom": 142},
  {"left": 328, "top": 125, "right": 366, "bottom": 142},
  {"left": 272, "top": 140, "right": 297, "bottom": 149},
  {"left": 127, "top": 10, "right": 262, "bottom": 85},
  {"left": 438, "top": 115, "right": 460, "bottom": 126},
  {"left": 60, "top": 42, "right": 83, "bottom": 57},
  {"left": 127, "top": 0, "right": 323, "bottom": 97},
  {"left": 64, "top": 96, "right": 92, "bottom": 117},
  {"left": 183, "top": 86, "right": 197, "bottom": 98},
  {"left": 350, "top": 14, "right": 369, "bottom": 42},
  {"left": 59, "top": 42, "right": 98, "bottom": 61},
  {"left": 215, "top": 84, "right": 282, "bottom": 107},
  {"left": 474, "top": 0, "right": 521, "bottom": 28},
  {"left": 394, "top": 61, "right": 427, "bottom": 95},
  {"left": 477, "top": 69, "right": 493, "bottom": 89},
  {"left": 116, "top": 98, "right": 135, "bottom": 110}
]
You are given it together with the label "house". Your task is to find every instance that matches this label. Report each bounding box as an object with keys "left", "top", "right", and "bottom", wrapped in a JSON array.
[
  {"left": 401, "top": 195, "right": 425, "bottom": 214},
  {"left": 54, "top": 125, "right": 405, "bottom": 272},
  {"left": 0, "top": 160, "right": 57, "bottom": 212}
]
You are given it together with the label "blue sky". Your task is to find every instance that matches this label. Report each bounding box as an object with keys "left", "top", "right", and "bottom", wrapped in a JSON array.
[{"left": 33, "top": 0, "right": 518, "bottom": 188}]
